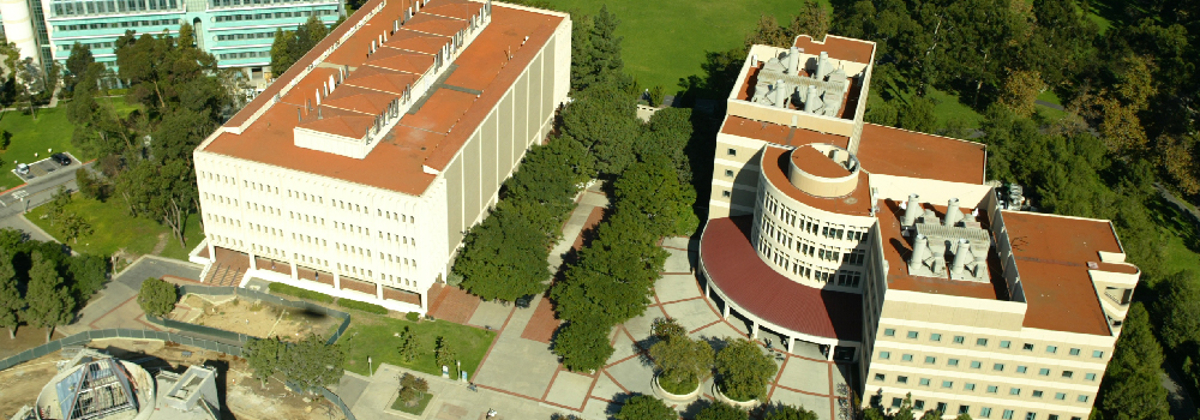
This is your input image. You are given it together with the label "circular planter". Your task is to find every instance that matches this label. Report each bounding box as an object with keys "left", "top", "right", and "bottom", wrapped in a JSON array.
[
  {"left": 712, "top": 383, "right": 761, "bottom": 409},
  {"left": 652, "top": 373, "right": 702, "bottom": 402}
]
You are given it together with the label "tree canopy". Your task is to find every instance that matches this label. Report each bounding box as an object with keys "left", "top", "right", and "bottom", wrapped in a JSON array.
[
  {"left": 715, "top": 339, "right": 777, "bottom": 402},
  {"left": 23, "top": 251, "right": 74, "bottom": 342},
  {"left": 614, "top": 395, "right": 677, "bottom": 420},
  {"left": 137, "top": 277, "right": 178, "bottom": 318}
]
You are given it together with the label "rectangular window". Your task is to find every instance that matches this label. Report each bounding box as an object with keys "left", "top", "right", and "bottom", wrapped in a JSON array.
[
  {"left": 941, "top": 381, "right": 953, "bottom": 388},
  {"left": 897, "top": 376, "right": 908, "bottom": 384},
  {"left": 1093, "top": 350, "right": 1104, "bottom": 358},
  {"left": 1070, "top": 348, "right": 1081, "bottom": 356},
  {"left": 1016, "top": 366, "right": 1027, "bottom": 374},
  {"left": 1056, "top": 392, "right": 1067, "bottom": 400},
  {"left": 987, "top": 385, "right": 999, "bottom": 394},
  {"left": 1047, "top": 345, "right": 1058, "bottom": 354},
  {"left": 914, "top": 400, "right": 925, "bottom": 410},
  {"left": 1085, "top": 373, "right": 1097, "bottom": 381},
  {"left": 1010, "top": 388, "right": 1021, "bottom": 396},
  {"left": 964, "top": 383, "right": 975, "bottom": 391},
  {"left": 948, "top": 359, "right": 959, "bottom": 367},
  {"left": 874, "top": 374, "right": 885, "bottom": 381},
  {"left": 930, "top": 333, "right": 942, "bottom": 342},
  {"left": 891, "top": 398, "right": 903, "bottom": 408},
  {"left": 879, "top": 351, "right": 890, "bottom": 360},
  {"left": 907, "top": 331, "right": 919, "bottom": 339},
  {"left": 1025, "top": 414, "right": 1037, "bottom": 420},
  {"left": 1002, "top": 410, "right": 1014, "bottom": 420},
  {"left": 954, "top": 336, "right": 965, "bottom": 344},
  {"left": 726, "top": 148, "right": 737, "bottom": 156},
  {"left": 884, "top": 328, "right": 895, "bottom": 336},
  {"left": 1001, "top": 340, "right": 1012, "bottom": 349},
  {"left": 1032, "top": 390, "right": 1043, "bottom": 398},
  {"left": 1049, "top": 416, "right": 1059, "bottom": 420},
  {"left": 976, "top": 338, "right": 989, "bottom": 346},
  {"left": 1024, "top": 343, "right": 1035, "bottom": 351},
  {"left": 1039, "top": 368, "right": 1050, "bottom": 376},
  {"left": 971, "top": 361, "right": 982, "bottom": 369},
  {"left": 1078, "top": 395, "right": 1089, "bottom": 403},
  {"left": 722, "top": 190, "right": 731, "bottom": 198},
  {"left": 959, "top": 406, "right": 971, "bottom": 415},
  {"left": 725, "top": 169, "right": 734, "bottom": 177},
  {"left": 981, "top": 408, "right": 992, "bottom": 418},
  {"left": 925, "top": 356, "right": 936, "bottom": 364},
  {"left": 1062, "top": 371, "right": 1074, "bottom": 379},
  {"left": 994, "top": 363, "right": 1005, "bottom": 371},
  {"left": 902, "top": 354, "right": 914, "bottom": 362},
  {"left": 919, "top": 378, "right": 931, "bottom": 386}
]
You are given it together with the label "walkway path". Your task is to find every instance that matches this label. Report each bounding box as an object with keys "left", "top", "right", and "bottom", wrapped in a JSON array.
[{"left": 59, "top": 255, "right": 204, "bottom": 336}]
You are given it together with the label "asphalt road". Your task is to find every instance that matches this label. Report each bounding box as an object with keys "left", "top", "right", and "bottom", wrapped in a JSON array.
[{"left": 0, "top": 160, "right": 89, "bottom": 231}]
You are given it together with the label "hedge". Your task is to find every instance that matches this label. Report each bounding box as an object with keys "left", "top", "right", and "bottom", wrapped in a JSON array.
[
  {"left": 336, "top": 298, "right": 389, "bottom": 315},
  {"left": 268, "top": 282, "right": 334, "bottom": 303}
]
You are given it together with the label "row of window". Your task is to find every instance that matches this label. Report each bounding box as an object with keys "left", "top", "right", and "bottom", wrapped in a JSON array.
[
  {"left": 882, "top": 328, "right": 1106, "bottom": 358},
  {"left": 889, "top": 398, "right": 1083, "bottom": 420},
  {"left": 205, "top": 173, "right": 419, "bottom": 225},
  {"left": 210, "top": 0, "right": 331, "bottom": 7},
  {"left": 217, "top": 50, "right": 270, "bottom": 60},
  {"left": 878, "top": 374, "right": 1092, "bottom": 401},
  {"left": 55, "top": 18, "right": 181, "bottom": 32},
  {"left": 758, "top": 239, "right": 862, "bottom": 287},
  {"left": 762, "top": 192, "right": 869, "bottom": 243},
  {"left": 216, "top": 31, "right": 276, "bottom": 41},
  {"left": 61, "top": 41, "right": 115, "bottom": 51},
  {"left": 760, "top": 217, "right": 864, "bottom": 266},
  {"left": 877, "top": 351, "right": 1097, "bottom": 381},
  {"left": 51, "top": 0, "right": 178, "bottom": 17},
  {"left": 213, "top": 9, "right": 336, "bottom": 22}
]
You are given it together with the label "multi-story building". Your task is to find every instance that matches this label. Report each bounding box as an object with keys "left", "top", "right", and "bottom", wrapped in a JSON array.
[
  {"left": 698, "top": 34, "right": 1139, "bottom": 419},
  {"left": 190, "top": 0, "right": 571, "bottom": 313},
  {"left": 0, "top": 0, "right": 342, "bottom": 80}
]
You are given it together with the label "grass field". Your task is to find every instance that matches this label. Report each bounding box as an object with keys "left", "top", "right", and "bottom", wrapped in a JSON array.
[
  {"left": 0, "top": 96, "right": 137, "bottom": 190},
  {"left": 340, "top": 315, "right": 495, "bottom": 378},
  {"left": 391, "top": 393, "right": 433, "bottom": 414},
  {"left": 542, "top": 0, "right": 829, "bottom": 95},
  {"left": 26, "top": 193, "right": 204, "bottom": 260},
  {"left": 1147, "top": 195, "right": 1200, "bottom": 286}
]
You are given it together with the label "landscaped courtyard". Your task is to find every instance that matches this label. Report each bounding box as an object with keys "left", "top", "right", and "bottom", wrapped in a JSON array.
[
  {"left": 26, "top": 193, "right": 204, "bottom": 260},
  {"left": 340, "top": 314, "right": 496, "bottom": 379}
]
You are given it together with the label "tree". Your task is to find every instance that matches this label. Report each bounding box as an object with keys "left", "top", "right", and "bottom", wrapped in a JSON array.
[
  {"left": 435, "top": 336, "right": 457, "bottom": 374},
  {"left": 649, "top": 318, "right": 712, "bottom": 393},
  {"left": 178, "top": 22, "right": 195, "bottom": 47},
  {"left": 571, "top": 6, "right": 624, "bottom": 91},
  {"left": 245, "top": 336, "right": 284, "bottom": 387},
  {"left": 714, "top": 338, "right": 777, "bottom": 402},
  {"left": 786, "top": 2, "right": 831, "bottom": 41},
  {"left": 897, "top": 95, "right": 936, "bottom": 133},
  {"left": 46, "top": 186, "right": 72, "bottom": 227},
  {"left": 696, "top": 401, "right": 748, "bottom": 420},
  {"left": 561, "top": 80, "right": 641, "bottom": 174},
  {"left": 76, "top": 169, "right": 108, "bottom": 202},
  {"left": 398, "top": 373, "right": 429, "bottom": 406},
  {"left": 1153, "top": 270, "right": 1200, "bottom": 350},
  {"left": 762, "top": 403, "right": 818, "bottom": 420},
  {"left": 453, "top": 207, "right": 549, "bottom": 302},
  {"left": 614, "top": 394, "right": 677, "bottom": 420},
  {"left": 58, "top": 213, "right": 93, "bottom": 244},
  {"left": 64, "top": 42, "right": 94, "bottom": 92},
  {"left": 0, "top": 248, "right": 21, "bottom": 339},
  {"left": 270, "top": 28, "right": 296, "bottom": 76},
  {"left": 396, "top": 326, "right": 419, "bottom": 362},
  {"left": 1096, "top": 303, "right": 1171, "bottom": 420},
  {"left": 137, "top": 277, "right": 178, "bottom": 317},
  {"left": 67, "top": 254, "right": 107, "bottom": 304},
  {"left": 997, "top": 70, "right": 1044, "bottom": 117},
  {"left": 15, "top": 57, "right": 44, "bottom": 120},
  {"left": 280, "top": 333, "right": 345, "bottom": 393},
  {"left": 553, "top": 319, "right": 613, "bottom": 372},
  {"left": 614, "top": 157, "right": 698, "bottom": 237},
  {"left": 23, "top": 251, "right": 74, "bottom": 342}
]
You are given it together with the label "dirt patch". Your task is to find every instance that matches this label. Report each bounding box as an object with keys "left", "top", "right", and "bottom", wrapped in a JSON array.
[
  {"left": 0, "top": 351, "right": 62, "bottom": 415},
  {"left": 0, "top": 326, "right": 59, "bottom": 359},
  {"left": 172, "top": 295, "right": 342, "bottom": 340}
]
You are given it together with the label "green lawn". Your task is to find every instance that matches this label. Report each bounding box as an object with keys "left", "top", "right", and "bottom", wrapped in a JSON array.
[
  {"left": 1146, "top": 195, "right": 1200, "bottom": 286},
  {"left": 26, "top": 193, "right": 204, "bottom": 260},
  {"left": 340, "top": 315, "right": 495, "bottom": 379},
  {"left": 926, "top": 87, "right": 985, "bottom": 129},
  {"left": 542, "top": 0, "right": 829, "bottom": 94},
  {"left": 0, "top": 96, "right": 138, "bottom": 190},
  {"left": 391, "top": 392, "right": 433, "bottom": 414}
]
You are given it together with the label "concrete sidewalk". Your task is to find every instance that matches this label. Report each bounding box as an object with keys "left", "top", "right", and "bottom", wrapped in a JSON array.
[{"left": 59, "top": 255, "right": 204, "bottom": 335}]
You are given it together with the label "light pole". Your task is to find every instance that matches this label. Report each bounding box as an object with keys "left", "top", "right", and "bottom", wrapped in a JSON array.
[{"left": 368, "top": 356, "right": 373, "bottom": 377}]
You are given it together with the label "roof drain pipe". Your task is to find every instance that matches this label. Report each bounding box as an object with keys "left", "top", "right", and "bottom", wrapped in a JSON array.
[
  {"left": 944, "top": 198, "right": 962, "bottom": 227},
  {"left": 902, "top": 193, "right": 920, "bottom": 226},
  {"left": 909, "top": 234, "right": 929, "bottom": 272},
  {"left": 951, "top": 239, "right": 971, "bottom": 277}
]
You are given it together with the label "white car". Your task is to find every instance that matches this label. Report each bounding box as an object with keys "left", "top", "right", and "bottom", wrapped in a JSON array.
[{"left": 16, "top": 163, "right": 29, "bottom": 175}]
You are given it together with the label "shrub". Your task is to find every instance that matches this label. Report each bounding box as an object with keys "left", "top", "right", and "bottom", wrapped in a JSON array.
[
  {"left": 615, "top": 394, "right": 676, "bottom": 420},
  {"left": 649, "top": 318, "right": 711, "bottom": 394},
  {"left": 268, "top": 282, "right": 333, "bottom": 303},
  {"left": 336, "top": 298, "right": 388, "bottom": 314},
  {"left": 138, "top": 277, "right": 178, "bottom": 317},
  {"left": 553, "top": 320, "right": 614, "bottom": 372},
  {"left": 405, "top": 312, "right": 420, "bottom": 322}
]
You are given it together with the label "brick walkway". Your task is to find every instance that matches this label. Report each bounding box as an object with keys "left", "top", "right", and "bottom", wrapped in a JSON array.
[
  {"left": 427, "top": 283, "right": 482, "bottom": 324},
  {"left": 519, "top": 295, "right": 559, "bottom": 343}
]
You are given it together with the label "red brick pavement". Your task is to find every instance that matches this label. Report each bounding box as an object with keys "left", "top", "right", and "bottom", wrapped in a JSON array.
[
  {"left": 426, "top": 284, "right": 481, "bottom": 324},
  {"left": 520, "top": 296, "right": 560, "bottom": 343}
]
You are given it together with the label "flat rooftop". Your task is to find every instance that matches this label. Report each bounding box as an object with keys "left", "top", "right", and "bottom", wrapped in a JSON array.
[
  {"left": 877, "top": 199, "right": 1007, "bottom": 300},
  {"left": 856, "top": 123, "right": 987, "bottom": 184},
  {"left": 720, "top": 115, "right": 850, "bottom": 149},
  {"left": 793, "top": 34, "right": 874, "bottom": 64},
  {"left": 201, "top": 0, "right": 564, "bottom": 196},
  {"left": 1002, "top": 210, "right": 1123, "bottom": 336},
  {"left": 761, "top": 146, "right": 872, "bottom": 216}
]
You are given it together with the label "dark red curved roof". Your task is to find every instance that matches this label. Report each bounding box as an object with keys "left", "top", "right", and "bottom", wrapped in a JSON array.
[{"left": 701, "top": 217, "right": 862, "bottom": 341}]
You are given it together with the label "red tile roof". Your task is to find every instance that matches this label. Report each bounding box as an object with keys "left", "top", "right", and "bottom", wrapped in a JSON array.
[
  {"left": 877, "top": 199, "right": 1006, "bottom": 300},
  {"left": 761, "top": 146, "right": 872, "bottom": 216},
  {"left": 201, "top": 0, "right": 565, "bottom": 196},
  {"left": 720, "top": 115, "right": 850, "bottom": 149},
  {"left": 701, "top": 216, "right": 863, "bottom": 341},
  {"left": 791, "top": 144, "right": 850, "bottom": 178},
  {"left": 364, "top": 48, "right": 436, "bottom": 75},
  {"left": 1002, "top": 211, "right": 1124, "bottom": 336},
  {"left": 856, "top": 124, "right": 987, "bottom": 184},
  {"left": 420, "top": 0, "right": 483, "bottom": 20},
  {"left": 793, "top": 34, "right": 875, "bottom": 64}
]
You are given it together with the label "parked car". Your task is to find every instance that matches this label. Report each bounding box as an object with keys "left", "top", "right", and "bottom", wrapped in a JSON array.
[
  {"left": 51, "top": 153, "right": 71, "bottom": 166},
  {"left": 16, "top": 163, "right": 28, "bottom": 175}
]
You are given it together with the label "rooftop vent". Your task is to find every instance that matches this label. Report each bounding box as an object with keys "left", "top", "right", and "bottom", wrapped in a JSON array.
[{"left": 905, "top": 197, "right": 991, "bottom": 282}]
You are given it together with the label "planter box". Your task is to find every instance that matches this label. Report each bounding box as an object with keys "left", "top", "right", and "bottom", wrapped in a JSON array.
[
  {"left": 652, "top": 374, "right": 702, "bottom": 402},
  {"left": 712, "top": 383, "right": 761, "bottom": 409}
]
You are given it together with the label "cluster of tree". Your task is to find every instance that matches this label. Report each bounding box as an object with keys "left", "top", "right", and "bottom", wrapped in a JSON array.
[
  {"left": 1095, "top": 304, "right": 1172, "bottom": 420},
  {"left": 648, "top": 318, "right": 712, "bottom": 394},
  {"left": 65, "top": 24, "right": 243, "bottom": 249},
  {"left": 450, "top": 136, "right": 592, "bottom": 302},
  {"left": 137, "top": 277, "right": 179, "bottom": 318},
  {"left": 45, "top": 187, "right": 93, "bottom": 244},
  {"left": 243, "top": 333, "right": 346, "bottom": 393},
  {"left": 615, "top": 394, "right": 818, "bottom": 420},
  {"left": 0, "top": 229, "right": 108, "bottom": 341},
  {"left": 1149, "top": 271, "right": 1200, "bottom": 411},
  {"left": 396, "top": 373, "right": 430, "bottom": 408},
  {"left": 270, "top": 16, "right": 343, "bottom": 77},
  {"left": 862, "top": 393, "right": 971, "bottom": 420}
]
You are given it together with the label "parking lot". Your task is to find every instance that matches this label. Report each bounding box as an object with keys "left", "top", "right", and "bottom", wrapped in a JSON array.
[{"left": 11, "top": 152, "right": 78, "bottom": 182}]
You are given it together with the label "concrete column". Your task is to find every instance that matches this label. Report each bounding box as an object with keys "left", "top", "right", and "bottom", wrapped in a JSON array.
[
  {"left": 207, "top": 242, "right": 216, "bottom": 262},
  {"left": 787, "top": 337, "right": 794, "bottom": 353},
  {"left": 751, "top": 321, "right": 759, "bottom": 339},
  {"left": 249, "top": 253, "right": 257, "bottom": 270},
  {"left": 290, "top": 261, "right": 298, "bottom": 280},
  {"left": 376, "top": 283, "right": 384, "bottom": 300},
  {"left": 333, "top": 272, "right": 341, "bottom": 290},
  {"left": 826, "top": 345, "right": 835, "bottom": 361},
  {"left": 704, "top": 281, "right": 711, "bottom": 299},
  {"left": 722, "top": 301, "right": 730, "bottom": 319}
]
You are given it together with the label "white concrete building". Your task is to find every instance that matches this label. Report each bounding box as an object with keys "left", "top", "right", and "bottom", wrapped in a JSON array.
[{"left": 191, "top": 0, "right": 571, "bottom": 313}]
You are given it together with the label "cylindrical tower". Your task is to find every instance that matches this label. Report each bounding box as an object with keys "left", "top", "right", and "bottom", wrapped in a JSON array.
[{"left": 0, "top": 0, "right": 39, "bottom": 64}]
